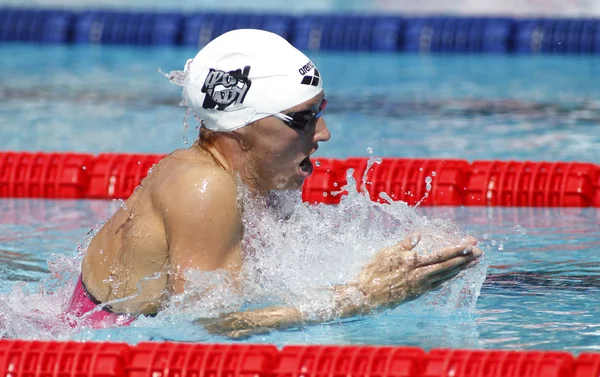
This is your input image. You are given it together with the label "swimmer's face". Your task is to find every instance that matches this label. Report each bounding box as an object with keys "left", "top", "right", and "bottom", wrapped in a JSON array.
[{"left": 238, "top": 92, "right": 330, "bottom": 192}]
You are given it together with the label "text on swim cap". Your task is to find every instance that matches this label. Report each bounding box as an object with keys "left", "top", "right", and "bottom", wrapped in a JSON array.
[
  {"left": 201, "top": 66, "right": 252, "bottom": 110},
  {"left": 298, "top": 61, "right": 315, "bottom": 76}
]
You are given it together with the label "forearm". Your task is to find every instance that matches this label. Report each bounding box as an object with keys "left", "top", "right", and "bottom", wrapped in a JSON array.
[
  {"left": 197, "top": 306, "right": 306, "bottom": 338},
  {"left": 197, "top": 283, "right": 373, "bottom": 338},
  {"left": 235, "top": 284, "right": 373, "bottom": 326}
]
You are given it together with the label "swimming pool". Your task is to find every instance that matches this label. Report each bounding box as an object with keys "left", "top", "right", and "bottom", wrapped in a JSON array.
[{"left": 1, "top": 43, "right": 599, "bottom": 352}]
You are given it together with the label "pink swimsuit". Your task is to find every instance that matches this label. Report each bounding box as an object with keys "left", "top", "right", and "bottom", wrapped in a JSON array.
[{"left": 65, "top": 276, "right": 135, "bottom": 328}]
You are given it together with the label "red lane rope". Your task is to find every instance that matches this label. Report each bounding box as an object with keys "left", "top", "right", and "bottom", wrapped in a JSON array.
[
  {"left": 0, "top": 152, "right": 598, "bottom": 207},
  {"left": 0, "top": 340, "right": 598, "bottom": 377}
]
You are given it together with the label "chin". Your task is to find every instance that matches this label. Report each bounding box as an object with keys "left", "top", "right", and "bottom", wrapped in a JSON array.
[{"left": 271, "top": 174, "right": 305, "bottom": 191}]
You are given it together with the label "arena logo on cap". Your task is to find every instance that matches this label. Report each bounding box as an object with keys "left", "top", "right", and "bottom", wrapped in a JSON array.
[
  {"left": 201, "top": 66, "right": 252, "bottom": 110},
  {"left": 298, "top": 61, "right": 315, "bottom": 76},
  {"left": 300, "top": 68, "right": 320, "bottom": 87}
]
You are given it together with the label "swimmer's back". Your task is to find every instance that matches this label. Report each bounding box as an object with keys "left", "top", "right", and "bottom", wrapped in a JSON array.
[{"left": 82, "top": 146, "right": 241, "bottom": 315}]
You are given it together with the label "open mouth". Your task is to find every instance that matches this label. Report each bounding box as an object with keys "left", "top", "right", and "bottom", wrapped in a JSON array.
[{"left": 298, "top": 157, "right": 313, "bottom": 178}]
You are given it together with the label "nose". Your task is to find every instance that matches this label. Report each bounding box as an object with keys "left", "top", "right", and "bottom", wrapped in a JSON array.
[{"left": 313, "top": 117, "right": 331, "bottom": 143}]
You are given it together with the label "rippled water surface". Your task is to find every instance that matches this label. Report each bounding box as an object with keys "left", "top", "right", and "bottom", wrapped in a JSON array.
[
  {"left": 1, "top": 45, "right": 599, "bottom": 163},
  {"left": 0, "top": 198, "right": 598, "bottom": 351},
  {"left": 0, "top": 44, "right": 599, "bottom": 350}
]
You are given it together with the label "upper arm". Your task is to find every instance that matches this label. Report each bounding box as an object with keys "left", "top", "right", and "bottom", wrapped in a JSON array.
[{"left": 155, "top": 167, "right": 243, "bottom": 294}]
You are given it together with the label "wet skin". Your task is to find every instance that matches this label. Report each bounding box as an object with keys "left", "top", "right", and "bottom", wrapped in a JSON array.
[{"left": 81, "top": 91, "right": 482, "bottom": 335}]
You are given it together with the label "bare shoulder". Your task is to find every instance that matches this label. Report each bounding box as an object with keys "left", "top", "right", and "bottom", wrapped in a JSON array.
[
  {"left": 151, "top": 148, "right": 238, "bottom": 214},
  {"left": 149, "top": 147, "right": 243, "bottom": 275}
]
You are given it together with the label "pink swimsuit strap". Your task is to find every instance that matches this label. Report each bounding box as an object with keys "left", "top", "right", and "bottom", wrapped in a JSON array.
[{"left": 65, "top": 275, "right": 135, "bottom": 329}]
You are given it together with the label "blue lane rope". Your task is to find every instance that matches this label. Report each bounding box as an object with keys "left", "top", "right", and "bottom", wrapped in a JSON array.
[{"left": 0, "top": 7, "right": 599, "bottom": 53}]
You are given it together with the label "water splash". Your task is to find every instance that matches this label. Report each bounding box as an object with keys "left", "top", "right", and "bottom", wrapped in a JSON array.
[
  {"left": 414, "top": 174, "right": 434, "bottom": 208},
  {"left": 0, "top": 167, "right": 488, "bottom": 340},
  {"left": 0, "top": 247, "right": 84, "bottom": 340},
  {"left": 165, "top": 171, "right": 489, "bottom": 323},
  {"left": 240, "top": 175, "right": 486, "bottom": 320},
  {"left": 182, "top": 108, "right": 191, "bottom": 145},
  {"left": 360, "top": 156, "right": 382, "bottom": 196},
  {"left": 158, "top": 67, "right": 187, "bottom": 87},
  {"left": 111, "top": 198, "right": 127, "bottom": 211},
  {"left": 160, "top": 66, "right": 194, "bottom": 144}
]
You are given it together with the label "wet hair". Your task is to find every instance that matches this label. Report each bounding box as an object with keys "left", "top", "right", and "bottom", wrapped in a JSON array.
[
  {"left": 199, "top": 126, "right": 217, "bottom": 146},
  {"left": 198, "top": 119, "right": 260, "bottom": 150}
]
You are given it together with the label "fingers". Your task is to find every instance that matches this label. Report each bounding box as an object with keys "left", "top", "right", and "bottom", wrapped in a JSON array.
[
  {"left": 416, "top": 244, "right": 476, "bottom": 267},
  {"left": 409, "top": 254, "right": 480, "bottom": 296},
  {"left": 367, "top": 233, "right": 422, "bottom": 269},
  {"left": 418, "top": 254, "right": 473, "bottom": 278},
  {"left": 463, "top": 236, "right": 478, "bottom": 246},
  {"left": 471, "top": 246, "right": 483, "bottom": 259},
  {"left": 428, "top": 259, "right": 475, "bottom": 284},
  {"left": 399, "top": 232, "right": 422, "bottom": 251}
]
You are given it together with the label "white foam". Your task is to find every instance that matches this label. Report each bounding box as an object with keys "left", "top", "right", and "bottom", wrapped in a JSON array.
[
  {"left": 162, "top": 166, "right": 488, "bottom": 323},
  {"left": 0, "top": 165, "right": 487, "bottom": 338}
]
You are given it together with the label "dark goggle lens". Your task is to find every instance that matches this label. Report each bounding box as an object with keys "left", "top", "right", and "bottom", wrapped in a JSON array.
[{"left": 284, "top": 98, "right": 327, "bottom": 130}]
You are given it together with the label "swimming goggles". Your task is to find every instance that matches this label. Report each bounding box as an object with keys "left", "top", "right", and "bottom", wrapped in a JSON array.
[{"left": 274, "top": 98, "right": 328, "bottom": 131}]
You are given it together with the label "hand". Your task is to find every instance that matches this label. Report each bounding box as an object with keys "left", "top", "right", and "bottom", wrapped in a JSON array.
[{"left": 355, "top": 232, "right": 482, "bottom": 311}]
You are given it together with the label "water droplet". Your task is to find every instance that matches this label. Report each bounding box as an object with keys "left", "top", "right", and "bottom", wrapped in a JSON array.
[
  {"left": 159, "top": 67, "right": 188, "bottom": 86},
  {"left": 183, "top": 108, "right": 191, "bottom": 145},
  {"left": 432, "top": 171, "right": 437, "bottom": 177},
  {"left": 315, "top": 161, "right": 321, "bottom": 167},
  {"left": 112, "top": 198, "right": 128, "bottom": 210},
  {"left": 322, "top": 192, "right": 328, "bottom": 197},
  {"left": 498, "top": 242, "right": 504, "bottom": 251},
  {"left": 367, "top": 147, "right": 373, "bottom": 154}
]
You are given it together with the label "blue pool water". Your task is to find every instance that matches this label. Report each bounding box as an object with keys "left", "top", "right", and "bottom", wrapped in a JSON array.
[{"left": 0, "top": 44, "right": 599, "bottom": 351}]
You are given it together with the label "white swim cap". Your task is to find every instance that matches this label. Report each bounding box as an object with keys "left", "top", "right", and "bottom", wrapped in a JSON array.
[{"left": 182, "top": 29, "right": 323, "bottom": 132}]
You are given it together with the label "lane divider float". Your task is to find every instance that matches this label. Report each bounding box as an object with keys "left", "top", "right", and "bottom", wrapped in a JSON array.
[
  {"left": 0, "top": 340, "right": 598, "bottom": 377},
  {"left": 0, "top": 152, "right": 598, "bottom": 207}
]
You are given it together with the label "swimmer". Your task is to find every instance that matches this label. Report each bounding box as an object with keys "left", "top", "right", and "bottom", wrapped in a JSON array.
[{"left": 66, "top": 29, "right": 482, "bottom": 335}]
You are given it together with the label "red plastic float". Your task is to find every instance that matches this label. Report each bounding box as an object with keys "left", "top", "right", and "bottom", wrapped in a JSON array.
[
  {"left": 275, "top": 345, "right": 426, "bottom": 377},
  {"left": 2, "top": 341, "right": 600, "bottom": 377},
  {"left": 0, "top": 340, "right": 131, "bottom": 377},
  {"left": 301, "top": 158, "right": 347, "bottom": 204},
  {"left": 422, "top": 349, "right": 574, "bottom": 377},
  {"left": 129, "top": 342, "right": 278, "bottom": 377},
  {"left": 0, "top": 152, "right": 93, "bottom": 199},
  {"left": 1, "top": 151, "right": 599, "bottom": 207},
  {"left": 87, "top": 153, "right": 165, "bottom": 199},
  {"left": 344, "top": 158, "right": 470, "bottom": 206},
  {"left": 464, "top": 161, "right": 599, "bottom": 207},
  {"left": 574, "top": 353, "right": 600, "bottom": 377}
]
